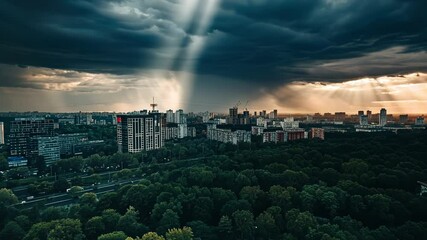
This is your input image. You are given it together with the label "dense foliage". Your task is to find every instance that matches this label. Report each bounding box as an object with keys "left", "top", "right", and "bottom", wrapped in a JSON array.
[{"left": 1, "top": 131, "right": 427, "bottom": 239}]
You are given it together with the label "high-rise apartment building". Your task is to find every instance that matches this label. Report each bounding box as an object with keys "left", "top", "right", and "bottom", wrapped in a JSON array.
[
  {"left": 269, "top": 109, "right": 278, "bottom": 119},
  {"left": 177, "top": 123, "right": 188, "bottom": 139},
  {"left": 117, "top": 113, "right": 165, "bottom": 153},
  {"left": 379, "top": 108, "right": 387, "bottom": 126},
  {"left": 359, "top": 115, "right": 368, "bottom": 125},
  {"left": 399, "top": 114, "right": 408, "bottom": 124},
  {"left": 0, "top": 122, "right": 4, "bottom": 145},
  {"left": 227, "top": 107, "right": 239, "bottom": 124},
  {"left": 243, "top": 110, "right": 250, "bottom": 118},
  {"left": 334, "top": 112, "right": 346, "bottom": 122},
  {"left": 366, "top": 110, "right": 372, "bottom": 121},
  {"left": 415, "top": 116, "right": 425, "bottom": 125},
  {"left": 175, "top": 109, "right": 186, "bottom": 124},
  {"left": 166, "top": 109, "right": 174, "bottom": 123}
]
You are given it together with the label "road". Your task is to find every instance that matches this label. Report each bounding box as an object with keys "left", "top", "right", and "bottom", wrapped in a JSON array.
[
  {"left": 10, "top": 169, "right": 126, "bottom": 198},
  {"left": 13, "top": 178, "right": 142, "bottom": 210},
  {"left": 10, "top": 156, "right": 206, "bottom": 209}
]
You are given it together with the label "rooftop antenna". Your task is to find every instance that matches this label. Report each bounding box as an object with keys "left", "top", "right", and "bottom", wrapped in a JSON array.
[{"left": 150, "top": 97, "right": 158, "bottom": 112}]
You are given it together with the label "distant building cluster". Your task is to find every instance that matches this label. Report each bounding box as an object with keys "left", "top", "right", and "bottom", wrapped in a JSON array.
[
  {"left": 164, "top": 109, "right": 196, "bottom": 140},
  {"left": 226, "top": 104, "right": 278, "bottom": 125},
  {"left": 164, "top": 124, "right": 196, "bottom": 140},
  {"left": 206, "top": 106, "right": 326, "bottom": 145},
  {"left": 353, "top": 108, "right": 425, "bottom": 132},
  {"left": 1, "top": 101, "right": 426, "bottom": 169},
  {"left": 4, "top": 114, "right": 110, "bottom": 168}
]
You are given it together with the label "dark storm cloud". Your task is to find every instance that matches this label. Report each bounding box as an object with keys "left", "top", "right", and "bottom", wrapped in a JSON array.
[
  {"left": 0, "top": 0, "right": 426, "bottom": 91},
  {"left": 0, "top": 0, "right": 181, "bottom": 75},
  {"left": 195, "top": 0, "right": 427, "bottom": 85}
]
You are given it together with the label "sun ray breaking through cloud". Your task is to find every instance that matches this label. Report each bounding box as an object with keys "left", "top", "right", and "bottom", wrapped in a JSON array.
[
  {"left": 255, "top": 72, "right": 427, "bottom": 114},
  {"left": 120, "top": 0, "right": 222, "bottom": 111}
]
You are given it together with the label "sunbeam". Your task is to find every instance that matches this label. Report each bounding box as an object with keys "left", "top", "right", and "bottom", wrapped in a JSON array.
[
  {"left": 133, "top": 0, "right": 221, "bottom": 111},
  {"left": 255, "top": 72, "right": 427, "bottom": 114}
]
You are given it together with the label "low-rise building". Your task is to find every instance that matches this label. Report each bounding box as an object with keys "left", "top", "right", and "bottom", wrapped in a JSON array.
[
  {"left": 207, "top": 128, "right": 251, "bottom": 145},
  {"left": 34, "top": 136, "right": 60, "bottom": 166},
  {"left": 59, "top": 133, "right": 89, "bottom": 156},
  {"left": 251, "top": 126, "right": 265, "bottom": 136},
  {"left": 263, "top": 130, "right": 286, "bottom": 143},
  {"left": 8, "top": 156, "right": 28, "bottom": 168},
  {"left": 286, "top": 128, "right": 306, "bottom": 141}
]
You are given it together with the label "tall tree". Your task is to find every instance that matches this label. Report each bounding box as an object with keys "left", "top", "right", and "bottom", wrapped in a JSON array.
[
  {"left": 232, "top": 210, "right": 255, "bottom": 240},
  {"left": 136, "top": 232, "right": 165, "bottom": 240},
  {"left": 0, "top": 221, "right": 26, "bottom": 240},
  {"left": 157, "top": 210, "right": 180, "bottom": 235},
  {"left": 218, "top": 216, "right": 233, "bottom": 240},
  {"left": 85, "top": 216, "right": 106, "bottom": 240},
  {"left": 97, "top": 231, "right": 128, "bottom": 240},
  {"left": 0, "top": 188, "right": 18, "bottom": 206},
  {"left": 165, "top": 227, "right": 193, "bottom": 240},
  {"left": 117, "top": 207, "right": 148, "bottom": 237},
  {"left": 255, "top": 212, "right": 278, "bottom": 239}
]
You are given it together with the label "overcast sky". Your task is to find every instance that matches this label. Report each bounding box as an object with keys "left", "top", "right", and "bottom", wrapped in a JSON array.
[{"left": 0, "top": 0, "right": 426, "bottom": 113}]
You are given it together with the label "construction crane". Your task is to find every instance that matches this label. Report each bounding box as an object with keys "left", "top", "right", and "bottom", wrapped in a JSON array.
[
  {"left": 244, "top": 100, "right": 249, "bottom": 111},
  {"left": 234, "top": 100, "right": 241, "bottom": 109},
  {"left": 150, "top": 97, "right": 158, "bottom": 112}
]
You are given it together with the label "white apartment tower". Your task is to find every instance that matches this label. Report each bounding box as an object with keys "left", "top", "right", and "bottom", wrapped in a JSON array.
[
  {"left": 166, "top": 109, "right": 174, "bottom": 123},
  {"left": 117, "top": 113, "right": 165, "bottom": 153},
  {"left": 0, "top": 122, "right": 4, "bottom": 145}
]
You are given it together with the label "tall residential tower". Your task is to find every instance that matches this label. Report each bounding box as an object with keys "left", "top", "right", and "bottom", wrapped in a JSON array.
[
  {"left": 379, "top": 108, "right": 387, "bottom": 126},
  {"left": 0, "top": 122, "right": 4, "bottom": 145},
  {"left": 117, "top": 112, "right": 165, "bottom": 153}
]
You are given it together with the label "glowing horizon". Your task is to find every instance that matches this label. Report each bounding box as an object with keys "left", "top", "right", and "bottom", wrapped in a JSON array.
[{"left": 0, "top": 63, "right": 425, "bottom": 115}]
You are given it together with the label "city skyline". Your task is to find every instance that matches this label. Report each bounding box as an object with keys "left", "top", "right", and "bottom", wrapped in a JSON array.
[
  {"left": 0, "top": 1, "right": 426, "bottom": 113},
  {"left": 0, "top": 106, "right": 427, "bottom": 116}
]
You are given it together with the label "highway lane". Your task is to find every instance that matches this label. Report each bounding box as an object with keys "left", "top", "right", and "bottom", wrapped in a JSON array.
[
  {"left": 10, "top": 169, "right": 129, "bottom": 198},
  {"left": 13, "top": 178, "right": 143, "bottom": 210},
  {"left": 9, "top": 156, "right": 205, "bottom": 209}
]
